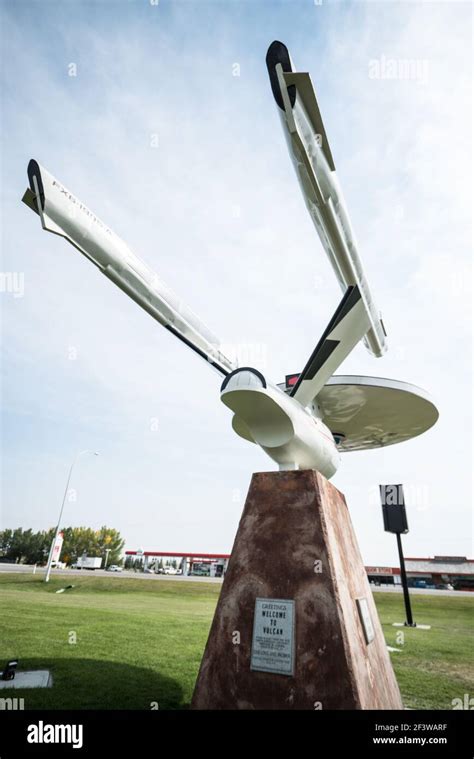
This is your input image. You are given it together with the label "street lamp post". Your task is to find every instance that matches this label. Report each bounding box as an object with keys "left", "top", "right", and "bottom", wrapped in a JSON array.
[
  {"left": 44, "top": 450, "right": 99, "bottom": 583},
  {"left": 104, "top": 548, "right": 111, "bottom": 569}
]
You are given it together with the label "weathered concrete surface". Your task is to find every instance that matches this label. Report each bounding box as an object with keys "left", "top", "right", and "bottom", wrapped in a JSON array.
[{"left": 191, "top": 470, "right": 403, "bottom": 710}]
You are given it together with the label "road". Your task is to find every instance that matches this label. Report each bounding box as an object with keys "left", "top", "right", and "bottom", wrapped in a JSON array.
[
  {"left": 0, "top": 563, "right": 224, "bottom": 583},
  {"left": 0, "top": 563, "right": 472, "bottom": 595}
]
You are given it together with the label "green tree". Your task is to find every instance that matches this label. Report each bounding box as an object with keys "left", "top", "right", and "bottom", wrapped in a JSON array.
[
  {"left": 60, "top": 526, "right": 124, "bottom": 566},
  {"left": 0, "top": 529, "right": 13, "bottom": 557},
  {"left": 0, "top": 526, "right": 125, "bottom": 566},
  {"left": 0, "top": 528, "right": 53, "bottom": 564},
  {"left": 94, "top": 526, "right": 125, "bottom": 566}
]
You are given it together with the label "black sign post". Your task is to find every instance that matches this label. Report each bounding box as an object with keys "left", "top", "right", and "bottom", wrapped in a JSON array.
[{"left": 380, "top": 484, "right": 416, "bottom": 627}]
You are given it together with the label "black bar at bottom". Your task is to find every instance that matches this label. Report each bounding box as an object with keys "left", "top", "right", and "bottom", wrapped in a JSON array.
[{"left": 0, "top": 709, "right": 472, "bottom": 757}]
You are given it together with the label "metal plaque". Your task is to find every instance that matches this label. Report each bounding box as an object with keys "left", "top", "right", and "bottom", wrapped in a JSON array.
[
  {"left": 356, "top": 597, "right": 375, "bottom": 644},
  {"left": 250, "top": 598, "right": 295, "bottom": 676}
]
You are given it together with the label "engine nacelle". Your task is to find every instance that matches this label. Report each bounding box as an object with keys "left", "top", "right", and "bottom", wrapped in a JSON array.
[{"left": 220, "top": 368, "right": 340, "bottom": 479}]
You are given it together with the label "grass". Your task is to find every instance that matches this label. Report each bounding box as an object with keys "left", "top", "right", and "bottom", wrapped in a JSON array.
[
  {"left": 0, "top": 573, "right": 472, "bottom": 709},
  {"left": 0, "top": 574, "right": 219, "bottom": 709},
  {"left": 374, "top": 591, "right": 474, "bottom": 710}
]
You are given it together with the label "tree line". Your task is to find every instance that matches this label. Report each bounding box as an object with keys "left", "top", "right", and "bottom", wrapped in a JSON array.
[{"left": 0, "top": 526, "right": 125, "bottom": 566}]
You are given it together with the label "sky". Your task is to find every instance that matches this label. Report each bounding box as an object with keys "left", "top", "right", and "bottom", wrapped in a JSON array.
[{"left": 0, "top": 0, "right": 472, "bottom": 565}]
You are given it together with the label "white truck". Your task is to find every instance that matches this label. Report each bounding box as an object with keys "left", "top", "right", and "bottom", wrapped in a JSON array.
[{"left": 72, "top": 557, "right": 102, "bottom": 570}]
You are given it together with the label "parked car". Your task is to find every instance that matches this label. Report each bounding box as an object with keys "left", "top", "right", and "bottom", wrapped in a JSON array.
[
  {"left": 106, "top": 565, "right": 122, "bottom": 572},
  {"left": 413, "top": 580, "right": 436, "bottom": 589}
]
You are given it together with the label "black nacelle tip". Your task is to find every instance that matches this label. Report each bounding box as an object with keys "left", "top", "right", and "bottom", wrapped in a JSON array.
[
  {"left": 27, "top": 158, "right": 45, "bottom": 211},
  {"left": 266, "top": 40, "right": 296, "bottom": 111}
]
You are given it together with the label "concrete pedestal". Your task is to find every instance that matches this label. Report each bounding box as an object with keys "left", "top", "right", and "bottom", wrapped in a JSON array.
[
  {"left": 0, "top": 671, "right": 52, "bottom": 689},
  {"left": 191, "top": 470, "right": 403, "bottom": 710}
]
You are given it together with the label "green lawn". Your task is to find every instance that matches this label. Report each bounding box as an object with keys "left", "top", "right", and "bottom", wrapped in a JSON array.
[
  {"left": 375, "top": 591, "right": 474, "bottom": 710},
  {"left": 0, "top": 573, "right": 472, "bottom": 709}
]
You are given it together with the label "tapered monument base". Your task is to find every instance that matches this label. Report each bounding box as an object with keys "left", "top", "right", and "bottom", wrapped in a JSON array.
[{"left": 191, "top": 470, "right": 403, "bottom": 709}]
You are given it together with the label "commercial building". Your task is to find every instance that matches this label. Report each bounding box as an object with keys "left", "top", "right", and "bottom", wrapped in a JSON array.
[
  {"left": 125, "top": 551, "right": 473, "bottom": 589},
  {"left": 125, "top": 551, "right": 229, "bottom": 577},
  {"left": 366, "top": 556, "right": 474, "bottom": 589}
]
